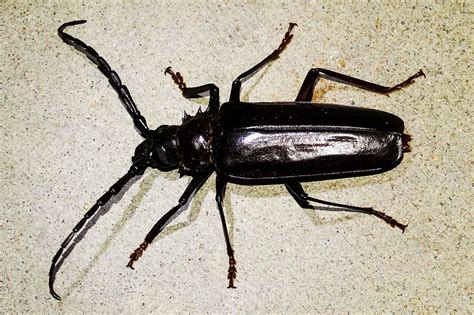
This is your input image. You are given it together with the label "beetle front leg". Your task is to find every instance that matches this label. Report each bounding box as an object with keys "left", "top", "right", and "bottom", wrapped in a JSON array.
[
  {"left": 164, "top": 67, "right": 220, "bottom": 114},
  {"left": 215, "top": 176, "right": 237, "bottom": 288},
  {"left": 296, "top": 68, "right": 425, "bottom": 101},
  {"left": 127, "top": 170, "right": 212, "bottom": 269},
  {"left": 285, "top": 182, "right": 407, "bottom": 232}
]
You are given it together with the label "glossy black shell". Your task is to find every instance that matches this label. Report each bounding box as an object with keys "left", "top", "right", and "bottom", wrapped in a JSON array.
[{"left": 213, "top": 102, "right": 405, "bottom": 183}]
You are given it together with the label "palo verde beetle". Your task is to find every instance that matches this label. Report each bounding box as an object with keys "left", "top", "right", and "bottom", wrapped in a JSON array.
[{"left": 50, "top": 20, "right": 425, "bottom": 299}]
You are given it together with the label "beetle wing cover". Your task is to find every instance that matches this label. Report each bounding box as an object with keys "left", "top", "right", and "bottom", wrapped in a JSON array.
[{"left": 214, "top": 102, "right": 405, "bottom": 182}]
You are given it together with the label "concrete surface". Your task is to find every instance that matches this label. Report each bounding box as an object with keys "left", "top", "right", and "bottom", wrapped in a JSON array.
[{"left": 2, "top": 1, "right": 472, "bottom": 313}]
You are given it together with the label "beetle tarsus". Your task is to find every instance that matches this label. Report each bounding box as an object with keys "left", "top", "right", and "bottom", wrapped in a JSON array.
[
  {"left": 385, "top": 69, "right": 426, "bottom": 94},
  {"left": 165, "top": 66, "right": 187, "bottom": 90},
  {"left": 127, "top": 241, "right": 149, "bottom": 269},
  {"left": 370, "top": 208, "right": 407, "bottom": 232},
  {"left": 275, "top": 22, "right": 298, "bottom": 55},
  {"left": 227, "top": 253, "right": 237, "bottom": 289}
]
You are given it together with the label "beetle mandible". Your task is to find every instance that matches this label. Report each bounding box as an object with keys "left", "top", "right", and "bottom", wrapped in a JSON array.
[{"left": 50, "top": 20, "right": 425, "bottom": 300}]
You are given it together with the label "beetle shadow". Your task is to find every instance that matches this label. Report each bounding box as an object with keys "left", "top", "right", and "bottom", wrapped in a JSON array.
[{"left": 239, "top": 63, "right": 275, "bottom": 102}]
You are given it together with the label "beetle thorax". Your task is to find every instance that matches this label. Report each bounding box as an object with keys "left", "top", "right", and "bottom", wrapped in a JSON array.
[{"left": 176, "top": 111, "right": 213, "bottom": 175}]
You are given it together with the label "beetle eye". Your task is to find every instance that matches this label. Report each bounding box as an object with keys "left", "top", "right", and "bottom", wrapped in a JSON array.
[{"left": 133, "top": 140, "right": 149, "bottom": 162}]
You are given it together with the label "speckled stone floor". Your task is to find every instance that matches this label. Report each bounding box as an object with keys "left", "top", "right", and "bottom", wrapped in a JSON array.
[{"left": 2, "top": 2, "right": 472, "bottom": 313}]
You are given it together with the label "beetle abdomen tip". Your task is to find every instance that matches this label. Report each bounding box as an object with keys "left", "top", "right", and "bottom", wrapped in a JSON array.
[{"left": 402, "top": 133, "right": 412, "bottom": 152}]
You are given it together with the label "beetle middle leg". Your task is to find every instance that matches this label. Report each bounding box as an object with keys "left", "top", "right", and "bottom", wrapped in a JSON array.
[
  {"left": 127, "top": 170, "right": 212, "bottom": 269},
  {"left": 229, "top": 23, "right": 297, "bottom": 102},
  {"left": 285, "top": 181, "right": 407, "bottom": 232},
  {"left": 296, "top": 68, "right": 425, "bottom": 101}
]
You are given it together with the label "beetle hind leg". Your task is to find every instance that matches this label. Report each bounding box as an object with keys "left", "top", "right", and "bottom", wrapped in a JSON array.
[
  {"left": 296, "top": 68, "right": 425, "bottom": 102},
  {"left": 285, "top": 182, "right": 407, "bottom": 232},
  {"left": 216, "top": 176, "right": 237, "bottom": 288}
]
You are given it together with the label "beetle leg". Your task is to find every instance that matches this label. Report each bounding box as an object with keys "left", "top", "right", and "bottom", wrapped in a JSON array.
[
  {"left": 127, "top": 170, "right": 212, "bottom": 269},
  {"left": 165, "top": 67, "right": 220, "bottom": 114},
  {"left": 285, "top": 182, "right": 407, "bottom": 232},
  {"left": 49, "top": 159, "right": 147, "bottom": 300},
  {"left": 296, "top": 68, "right": 425, "bottom": 101},
  {"left": 58, "top": 21, "right": 150, "bottom": 138},
  {"left": 216, "top": 176, "right": 237, "bottom": 288},
  {"left": 229, "top": 23, "right": 297, "bottom": 102}
]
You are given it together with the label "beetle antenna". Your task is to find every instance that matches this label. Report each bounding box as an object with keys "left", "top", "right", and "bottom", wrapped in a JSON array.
[
  {"left": 58, "top": 20, "right": 150, "bottom": 138},
  {"left": 49, "top": 160, "right": 146, "bottom": 300}
]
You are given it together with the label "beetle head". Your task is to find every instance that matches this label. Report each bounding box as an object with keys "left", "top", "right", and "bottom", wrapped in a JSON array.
[{"left": 133, "top": 125, "right": 179, "bottom": 171}]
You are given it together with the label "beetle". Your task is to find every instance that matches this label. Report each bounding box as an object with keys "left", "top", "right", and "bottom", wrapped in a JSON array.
[{"left": 49, "top": 20, "right": 425, "bottom": 300}]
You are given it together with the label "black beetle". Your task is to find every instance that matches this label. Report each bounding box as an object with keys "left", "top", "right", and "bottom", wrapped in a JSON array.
[{"left": 50, "top": 21, "right": 425, "bottom": 299}]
